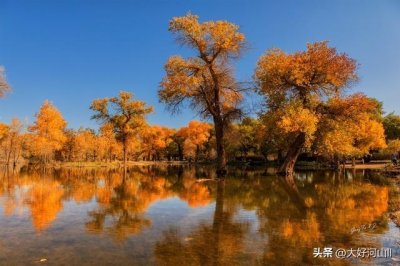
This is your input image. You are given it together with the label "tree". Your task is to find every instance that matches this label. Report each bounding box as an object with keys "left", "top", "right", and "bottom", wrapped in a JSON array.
[
  {"left": 178, "top": 120, "right": 212, "bottom": 162},
  {"left": 90, "top": 91, "right": 153, "bottom": 168},
  {"left": 0, "top": 118, "right": 24, "bottom": 166},
  {"left": 159, "top": 13, "right": 246, "bottom": 176},
  {"left": 383, "top": 113, "right": 400, "bottom": 140},
  {"left": 384, "top": 139, "right": 400, "bottom": 156},
  {"left": 28, "top": 101, "right": 67, "bottom": 163},
  {"left": 60, "top": 129, "right": 77, "bottom": 162},
  {"left": 226, "top": 118, "right": 261, "bottom": 161},
  {"left": 0, "top": 66, "right": 11, "bottom": 98},
  {"left": 314, "top": 94, "right": 386, "bottom": 164},
  {"left": 168, "top": 129, "right": 185, "bottom": 161},
  {"left": 74, "top": 128, "right": 98, "bottom": 161},
  {"left": 255, "top": 41, "right": 359, "bottom": 175},
  {"left": 99, "top": 123, "right": 122, "bottom": 162},
  {"left": 141, "top": 125, "right": 174, "bottom": 161}
]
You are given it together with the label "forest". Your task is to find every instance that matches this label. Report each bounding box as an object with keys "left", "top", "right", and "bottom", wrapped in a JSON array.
[{"left": 0, "top": 13, "right": 399, "bottom": 176}]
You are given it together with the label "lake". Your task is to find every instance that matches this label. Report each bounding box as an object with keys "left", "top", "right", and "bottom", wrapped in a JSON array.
[{"left": 0, "top": 166, "right": 399, "bottom": 265}]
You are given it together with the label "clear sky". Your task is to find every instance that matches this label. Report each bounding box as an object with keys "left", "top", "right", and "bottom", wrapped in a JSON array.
[{"left": 1, "top": 0, "right": 399, "bottom": 129}]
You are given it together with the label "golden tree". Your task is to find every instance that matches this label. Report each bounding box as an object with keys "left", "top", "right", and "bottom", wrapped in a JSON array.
[
  {"left": 28, "top": 101, "right": 67, "bottom": 163},
  {"left": 60, "top": 129, "right": 77, "bottom": 161},
  {"left": 159, "top": 13, "right": 246, "bottom": 175},
  {"left": 384, "top": 139, "right": 400, "bottom": 156},
  {"left": 90, "top": 91, "right": 153, "bottom": 168},
  {"left": 140, "top": 125, "right": 174, "bottom": 160},
  {"left": 255, "top": 42, "right": 360, "bottom": 175},
  {"left": 314, "top": 94, "right": 386, "bottom": 162},
  {"left": 73, "top": 128, "right": 98, "bottom": 161},
  {"left": 178, "top": 120, "right": 212, "bottom": 161},
  {"left": 99, "top": 123, "right": 121, "bottom": 162},
  {"left": 225, "top": 118, "right": 261, "bottom": 160},
  {"left": 0, "top": 118, "right": 24, "bottom": 166}
]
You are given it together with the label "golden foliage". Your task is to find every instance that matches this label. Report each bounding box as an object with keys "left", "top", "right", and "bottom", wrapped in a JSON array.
[
  {"left": 384, "top": 139, "right": 400, "bottom": 154},
  {"left": 140, "top": 125, "right": 174, "bottom": 159},
  {"left": 169, "top": 13, "right": 245, "bottom": 59},
  {"left": 28, "top": 101, "right": 67, "bottom": 161},
  {"left": 99, "top": 123, "right": 122, "bottom": 161},
  {"left": 277, "top": 102, "right": 320, "bottom": 147},
  {"left": 90, "top": 91, "right": 153, "bottom": 163},
  {"left": 91, "top": 91, "right": 153, "bottom": 139},
  {"left": 255, "top": 41, "right": 357, "bottom": 105},
  {"left": 177, "top": 120, "right": 212, "bottom": 158},
  {"left": 315, "top": 95, "right": 387, "bottom": 158},
  {"left": 255, "top": 42, "right": 385, "bottom": 160},
  {"left": 0, "top": 118, "right": 24, "bottom": 164}
]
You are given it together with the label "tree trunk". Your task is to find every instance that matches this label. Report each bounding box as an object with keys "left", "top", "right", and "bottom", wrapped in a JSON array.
[
  {"left": 214, "top": 118, "right": 227, "bottom": 176},
  {"left": 278, "top": 132, "right": 306, "bottom": 176}
]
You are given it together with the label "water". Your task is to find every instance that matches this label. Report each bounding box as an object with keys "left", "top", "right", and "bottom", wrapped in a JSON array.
[{"left": 0, "top": 166, "right": 399, "bottom": 265}]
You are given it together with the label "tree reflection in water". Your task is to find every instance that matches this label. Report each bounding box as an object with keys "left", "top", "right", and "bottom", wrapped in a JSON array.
[
  {"left": 154, "top": 169, "right": 391, "bottom": 266},
  {"left": 155, "top": 180, "right": 251, "bottom": 266},
  {"left": 0, "top": 166, "right": 395, "bottom": 265},
  {"left": 85, "top": 171, "right": 152, "bottom": 242}
]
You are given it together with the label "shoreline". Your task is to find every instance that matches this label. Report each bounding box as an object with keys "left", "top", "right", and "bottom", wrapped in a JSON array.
[{"left": 6, "top": 160, "right": 399, "bottom": 175}]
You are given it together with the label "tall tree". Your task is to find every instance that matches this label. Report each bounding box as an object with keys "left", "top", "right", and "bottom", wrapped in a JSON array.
[
  {"left": 90, "top": 91, "right": 153, "bottom": 168},
  {"left": 158, "top": 13, "right": 246, "bottom": 176},
  {"left": 28, "top": 101, "right": 67, "bottom": 163},
  {"left": 255, "top": 42, "right": 359, "bottom": 175}
]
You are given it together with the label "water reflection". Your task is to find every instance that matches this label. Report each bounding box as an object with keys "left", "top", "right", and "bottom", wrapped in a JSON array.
[
  {"left": 155, "top": 181, "right": 252, "bottom": 266},
  {"left": 0, "top": 166, "right": 397, "bottom": 265}
]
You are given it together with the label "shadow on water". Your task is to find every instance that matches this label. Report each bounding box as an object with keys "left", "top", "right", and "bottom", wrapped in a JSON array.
[{"left": 0, "top": 166, "right": 398, "bottom": 265}]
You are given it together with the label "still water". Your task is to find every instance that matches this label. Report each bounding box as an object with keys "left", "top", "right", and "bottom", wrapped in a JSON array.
[{"left": 0, "top": 166, "right": 399, "bottom": 265}]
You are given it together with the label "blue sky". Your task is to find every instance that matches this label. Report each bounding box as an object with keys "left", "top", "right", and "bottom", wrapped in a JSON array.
[{"left": 0, "top": 0, "right": 399, "bottom": 129}]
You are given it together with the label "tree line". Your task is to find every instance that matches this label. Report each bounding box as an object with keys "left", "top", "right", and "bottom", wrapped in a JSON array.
[{"left": 0, "top": 13, "right": 399, "bottom": 175}]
